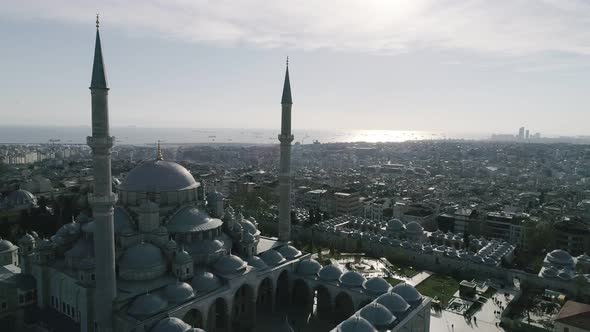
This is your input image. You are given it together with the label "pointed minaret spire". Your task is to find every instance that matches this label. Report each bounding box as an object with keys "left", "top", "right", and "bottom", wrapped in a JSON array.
[
  {"left": 278, "top": 58, "right": 294, "bottom": 242},
  {"left": 90, "top": 14, "right": 108, "bottom": 89},
  {"left": 281, "top": 56, "right": 292, "bottom": 105},
  {"left": 156, "top": 140, "right": 164, "bottom": 160}
]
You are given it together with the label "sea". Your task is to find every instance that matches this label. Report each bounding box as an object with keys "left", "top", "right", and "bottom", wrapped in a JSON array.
[{"left": 0, "top": 126, "right": 486, "bottom": 145}]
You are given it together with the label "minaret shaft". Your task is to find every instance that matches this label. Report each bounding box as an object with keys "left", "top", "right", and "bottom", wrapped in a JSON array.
[
  {"left": 278, "top": 65, "right": 293, "bottom": 242},
  {"left": 87, "top": 25, "right": 117, "bottom": 332}
]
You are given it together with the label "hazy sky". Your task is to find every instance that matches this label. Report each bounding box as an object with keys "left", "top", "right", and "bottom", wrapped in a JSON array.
[{"left": 1, "top": 0, "right": 590, "bottom": 136}]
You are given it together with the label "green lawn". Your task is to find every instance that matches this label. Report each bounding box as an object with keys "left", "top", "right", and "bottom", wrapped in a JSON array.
[
  {"left": 385, "top": 278, "right": 404, "bottom": 286},
  {"left": 416, "top": 275, "right": 460, "bottom": 306}
]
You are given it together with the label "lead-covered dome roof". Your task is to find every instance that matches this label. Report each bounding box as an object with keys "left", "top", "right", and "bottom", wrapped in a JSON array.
[
  {"left": 376, "top": 292, "right": 410, "bottom": 314},
  {"left": 164, "top": 282, "right": 194, "bottom": 303},
  {"left": 363, "top": 277, "right": 392, "bottom": 295},
  {"left": 318, "top": 264, "right": 343, "bottom": 281},
  {"left": 547, "top": 249, "right": 575, "bottom": 266},
  {"left": 191, "top": 269, "right": 222, "bottom": 293},
  {"left": 296, "top": 259, "right": 322, "bottom": 276},
  {"left": 359, "top": 302, "right": 395, "bottom": 327},
  {"left": 150, "top": 317, "right": 194, "bottom": 332},
  {"left": 260, "top": 250, "right": 286, "bottom": 266},
  {"left": 121, "top": 160, "right": 198, "bottom": 192},
  {"left": 128, "top": 293, "right": 168, "bottom": 319},
  {"left": 392, "top": 283, "right": 422, "bottom": 303},
  {"left": 337, "top": 315, "right": 377, "bottom": 332},
  {"left": 0, "top": 238, "right": 17, "bottom": 253},
  {"left": 214, "top": 254, "right": 247, "bottom": 275},
  {"left": 167, "top": 207, "right": 222, "bottom": 233},
  {"left": 340, "top": 271, "right": 366, "bottom": 288}
]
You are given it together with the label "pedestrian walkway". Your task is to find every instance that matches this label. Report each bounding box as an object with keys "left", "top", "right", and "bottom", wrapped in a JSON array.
[{"left": 408, "top": 270, "right": 433, "bottom": 286}]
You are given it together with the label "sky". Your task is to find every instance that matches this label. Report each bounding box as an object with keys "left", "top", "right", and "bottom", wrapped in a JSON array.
[{"left": 1, "top": 0, "right": 590, "bottom": 136}]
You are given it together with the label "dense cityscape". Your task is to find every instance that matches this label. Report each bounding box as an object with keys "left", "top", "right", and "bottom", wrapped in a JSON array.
[{"left": 2, "top": 3, "right": 590, "bottom": 332}]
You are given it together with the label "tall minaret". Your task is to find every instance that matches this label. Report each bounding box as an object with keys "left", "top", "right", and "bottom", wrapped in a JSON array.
[
  {"left": 278, "top": 58, "right": 294, "bottom": 242},
  {"left": 87, "top": 15, "right": 118, "bottom": 332}
]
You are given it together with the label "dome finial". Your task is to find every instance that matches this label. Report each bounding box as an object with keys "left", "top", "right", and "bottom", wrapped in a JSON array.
[
  {"left": 286, "top": 56, "right": 289, "bottom": 67},
  {"left": 96, "top": 13, "right": 100, "bottom": 29},
  {"left": 156, "top": 140, "right": 163, "bottom": 160}
]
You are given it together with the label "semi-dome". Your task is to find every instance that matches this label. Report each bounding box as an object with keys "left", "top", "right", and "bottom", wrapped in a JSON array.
[
  {"left": 359, "top": 302, "right": 396, "bottom": 327},
  {"left": 547, "top": 249, "right": 575, "bottom": 266},
  {"left": 340, "top": 271, "right": 366, "bottom": 288},
  {"left": 277, "top": 245, "right": 301, "bottom": 259},
  {"left": 376, "top": 292, "right": 410, "bottom": 314},
  {"left": 121, "top": 160, "right": 198, "bottom": 192},
  {"left": 542, "top": 267, "right": 558, "bottom": 278},
  {"left": 214, "top": 254, "right": 247, "bottom": 275},
  {"left": 164, "top": 282, "right": 194, "bottom": 303},
  {"left": 5, "top": 189, "right": 37, "bottom": 207},
  {"left": 191, "top": 269, "right": 222, "bottom": 293},
  {"left": 405, "top": 221, "right": 423, "bottom": 234},
  {"left": 296, "top": 259, "right": 322, "bottom": 276},
  {"left": 65, "top": 238, "right": 94, "bottom": 259},
  {"left": 119, "top": 242, "right": 167, "bottom": 281},
  {"left": 392, "top": 283, "right": 422, "bottom": 303},
  {"left": 128, "top": 293, "right": 168, "bottom": 319},
  {"left": 260, "top": 250, "right": 286, "bottom": 266},
  {"left": 114, "top": 206, "right": 134, "bottom": 234},
  {"left": 150, "top": 317, "right": 191, "bottom": 332},
  {"left": 318, "top": 264, "right": 343, "bottom": 281},
  {"left": 337, "top": 315, "right": 377, "bottom": 332},
  {"left": 0, "top": 238, "right": 17, "bottom": 253},
  {"left": 558, "top": 270, "right": 574, "bottom": 281},
  {"left": 363, "top": 277, "right": 392, "bottom": 295},
  {"left": 247, "top": 256, "right": 268, "bottom": 269},
  {"left": 167, "top": 207, "right": 222, "bottom": 233}
]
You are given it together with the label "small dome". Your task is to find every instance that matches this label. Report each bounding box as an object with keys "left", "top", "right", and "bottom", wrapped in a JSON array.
[
  {"left": 387, "top": 219, "right": 404, "bottom": 232},
  {"left": 191, "top": 269, "right": 222, "bottom": 293},
  {"left": 214, "top": 254, "right": 247, "bottom": 275},
  {"left": 128, "top": 294, "right": 168, "bottom": 319},
  {"left": 5, "top": 189, "right": 37, "bottom": 207},
  {"left": 37, "top": 238, "right": 53, "bottom": 251},
  {"left": 296, "top": 259, "right": 322, "bottom": 276},
  {"left": 114, "top": 206, "right": 134, "bottom": 234},
  {"left": 167, "top": 207, "right": 222, "bottom": 233},
  {"left": 188, "top": 239, "right": 224, "bottom": 256},
  {"left": 405, "top": 221, "right": 423, "bottom": 234},
  {"left": 247, "top": 256, "right": 268, "bottom": 270},
  {"left": 19, "top": 233, "right": 35, "bottom": 244},
  {"left": 318, "top": 264, "right": 343, "bottom": 282},
  {"left": 277, "top": 245, "right": 301, "bottom": 259},
  {"left": 558, "top": 270, "right": 574, "bottom": 281},
  {"left": 164, "top": 282, "right": 194, "bottom": 303},
  {"left": 65, "top": 238, "right": 94, "bottom": 259},
  {"left": 240, "top": 218, "right": 259, "bottom": 235},
  {"left": 547, "top": 249, "right": 575, "bottom": 266},
  {"left": 359, "top": 302, "right": 396, "bottom": 327},
  {"left": 260, "top": 250, "right": 286, "bottom": 266},
  {"left": 175, "top": 248, "right": 192, "bottom": 264},
  {"left": 340, "top": 271, "right": 366, "bottom": 288},
  {"left": 0, "top": 239, "right": 17, "bottom": 253},
  {"left": 392, "top": 283, "right": 422, "bottom": 303},
  {"left": 337, "top": 315, "right": 377, "bottom": 332},
  {"left": 121, "top": 160, "right": 198, "bottom": 192},
  {"left": 150, "top": 317, "right": 191, "bottom": 332},
  {"left": 542, "top": 267, "right": 558, "bottom": 278},
  {"left": 119, "top": 242, "right": 167, "bottom": 281},
  {"left": 363, "top": 277, "right": 392, "bottom": 295},
  {"left": 376, "top": 292, "right": 410, "bottom": 314}
]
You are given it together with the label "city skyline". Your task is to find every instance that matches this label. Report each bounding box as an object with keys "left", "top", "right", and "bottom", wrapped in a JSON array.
[{"left": 1, "top": 1, "right": 590, "bottom": 136}]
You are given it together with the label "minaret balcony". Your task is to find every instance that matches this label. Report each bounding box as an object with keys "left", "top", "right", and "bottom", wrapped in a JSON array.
[
  {"left": 278, "top": 134, "right": 294, "bottom": 144},
  {"left": 87, "top": 136, "right": 115, "bottom": 149}
]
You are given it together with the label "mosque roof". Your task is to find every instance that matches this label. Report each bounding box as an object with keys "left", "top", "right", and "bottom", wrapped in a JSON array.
[
  {"left": 363, "top": 277, "right": 392, "bottom": 295},
  {"left": 340, "top": 271, "right": 366, "bottom": 288},
  {"left": 260, "top": 250, "right": 286, "bottom": 266},
  {"left": 119, "top": 242, "right": 166, "bottom": 271},
  {"left": 150, "top": 317, "right": 191, "bottom": 332},
  {"left": 392, "top": 283, "right": 422, "bottom": 303},
  {"left": 167, "top": 207, "right": 222, "bottom": 233},
  {"left": 191, "top": 269, "right": 222, "bottom": 293},
  {"left": 318, "top": 264, "right": 343, "bottom": 281},
  {"left": 0, "top": 239, "right": 17, "bottom": 253},
  {"left": 120, "top": 160, "right": 198, "bottom": 192},
  {"left": 5, "top": 189, "right": 36, "bottom": 207},
  {"left": 296, "top": 259, "right": 322, "bottom": 276},
  {"left": 128, "top": 293, "right": 168, "bottom": 319},
  {"left": 276, "top": 245, "right": 301, "bottom": 259},
  {"left": 547, "top": 249, "right": 575, "bottom": 266},
  {"left": 247, "top": 256, "right": 268, "bottom": 270},
  {"left": 213, "top": 254, "right": 247, "bottom": 275},
  {"left": 337, "top": 315, "right": 377, "bottom": 332},
  {"left": 164, "top": 282, "right": 194, "bottom": 303},
  {"left": 405, "top": 221, "right": 423, "bottom": 234},
  {"left": 359, "top": 302, "right": 396, "bottom": 327},
  {"left": 376, "top": 292, "right": 410, "bottom": 314}
]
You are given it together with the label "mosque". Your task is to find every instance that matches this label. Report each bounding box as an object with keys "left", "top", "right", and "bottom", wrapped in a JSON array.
[{"left": 1, "top": 19, "right": 431, "bottom": 332}]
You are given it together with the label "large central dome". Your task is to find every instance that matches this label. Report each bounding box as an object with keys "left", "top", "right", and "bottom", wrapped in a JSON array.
[{"left": 120, "top": 160, "right": 198, "bottom": 192}]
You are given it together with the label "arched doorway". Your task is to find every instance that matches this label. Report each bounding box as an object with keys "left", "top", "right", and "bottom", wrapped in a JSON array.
[
  {"left": 275, "top": 270, "right": 290, "bottom": 311},
  {"left": 315, "top": 285, "right": 332, "bottom": 321},
  {"left": 183, "top": 309, "right": 203, "bottom": 329},
  {"left": 334, "top": 292, "right": 355, "bottom": 323},
  {"left": 232, "top": 284, "right": 255, "bottom": 331},
  {"left": 208, "top": 298, "right": 228, "bottom": 332},
  {"left": 257, "top": 278, "right": 273, "bottom": 313}
]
